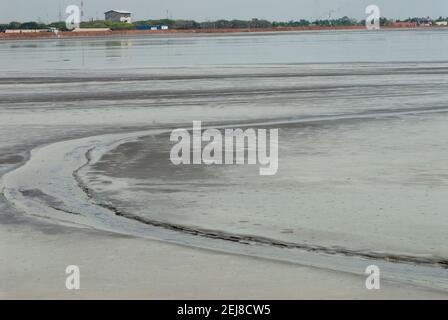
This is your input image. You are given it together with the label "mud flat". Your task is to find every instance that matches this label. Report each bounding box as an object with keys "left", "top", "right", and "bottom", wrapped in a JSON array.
[
  {"left": 2, "top": 115, "right": 448, "bottom": 297},
  {"left": 2, "top": 123, "right": 448, "bottom": 299},
  {"left": 2, "top": 31, "right": 448, "bottom": 298}
]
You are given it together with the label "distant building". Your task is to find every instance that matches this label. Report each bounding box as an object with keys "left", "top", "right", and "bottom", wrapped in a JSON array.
[
  {"left": 5, "top": 29, "right": 49, "bottom": 33},
  {"left": 105, "top": 10, "right": 132, "bottom": 23},
  {"left": 135, "top": 25, "right": 169, "bottom": 31},
  {"left": 419, "top": 17, "right": 433, "bottom": 27},
  {"left": 390, "top": 22, "right": 417, "bottom": 28},
  {"left": 436, "top": 21, "right": 448, "bottom": 26},
  {"left": 72, "top": 28, "right": 111, "bottom": 32}
]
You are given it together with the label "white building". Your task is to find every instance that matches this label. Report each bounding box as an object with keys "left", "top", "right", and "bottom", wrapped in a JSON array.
[
  {"left": 5, "top": 29, "right": 48, "bottom": 33},
  {"left": 436, "top": 21, "right": 448, "bottom": 26},
  {"left": 105, "top": 10, "right": 132, "bottom": 23}
]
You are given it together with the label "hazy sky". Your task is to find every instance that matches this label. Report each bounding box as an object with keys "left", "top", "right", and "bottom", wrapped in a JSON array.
[{"left": 0, "top": 0, "right": 447, "bottom": 23}]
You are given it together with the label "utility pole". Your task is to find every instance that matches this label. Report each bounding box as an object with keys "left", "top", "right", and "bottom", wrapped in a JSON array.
[
  {"left": 58, "top": 1, "right": 62, "bottom": 22},
  {"left": 328, "top": 9, "right": 335, "bottom": 26},
  {"left": 80, "top": 1, "right": 85, "bottom": 22}
]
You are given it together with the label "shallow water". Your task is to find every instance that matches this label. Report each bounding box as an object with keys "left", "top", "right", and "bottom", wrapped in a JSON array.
[{"left": 2, "top": 29, "right": 448, "bottom": 72}]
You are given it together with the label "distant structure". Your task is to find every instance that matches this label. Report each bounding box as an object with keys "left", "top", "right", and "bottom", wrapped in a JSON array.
[
  {"left": 72, "top": 28, "right": 111, "bottom": 32},
  {"left": 105, "top": 10, "right": 132, "bottom": 23},
  {"left": 419, "top": 17, "right": 433, "bottom": 27},
  {"left": 390, "top": 22, "right": 417, "bottom": 28},
  {"left": 5, "top": 29, "right": 49, "bottom": 34},
  {"left": 135, "top": 25, "right": 169, "bottom": 31},
  {"left": 81, "top": 1, "right": 85, "bottom": 22}
]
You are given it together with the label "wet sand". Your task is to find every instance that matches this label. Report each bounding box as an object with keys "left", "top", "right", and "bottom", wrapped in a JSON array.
[{"left": 2, "top": 194, "right": 448, "bottom": 300}]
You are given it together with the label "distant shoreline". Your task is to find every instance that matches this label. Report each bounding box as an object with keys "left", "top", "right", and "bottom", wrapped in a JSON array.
[{"left": 1, "top": 25, "right": 445, "bottom": 40}]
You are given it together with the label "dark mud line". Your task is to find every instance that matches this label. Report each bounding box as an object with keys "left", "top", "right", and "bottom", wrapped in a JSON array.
[
  {"left": 1, "top": 66, "right": 448, "bottom": 84},
  {"left": 0, "top": 83, "right": 441, "bottom": 104}
]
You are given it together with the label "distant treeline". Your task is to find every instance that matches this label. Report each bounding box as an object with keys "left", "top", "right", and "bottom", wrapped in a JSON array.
[{"left": 2, "top": 16, "right": 448, "bottom": 32}]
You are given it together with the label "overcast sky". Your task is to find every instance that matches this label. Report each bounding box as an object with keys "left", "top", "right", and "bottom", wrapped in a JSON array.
[{"left": 0, "top": 0, "right": 447, "bottom": 23}]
